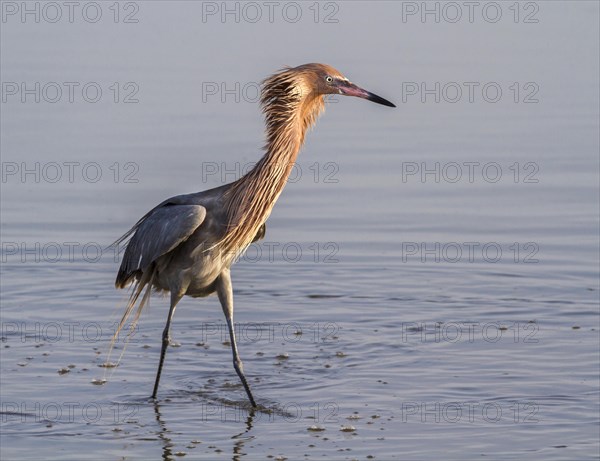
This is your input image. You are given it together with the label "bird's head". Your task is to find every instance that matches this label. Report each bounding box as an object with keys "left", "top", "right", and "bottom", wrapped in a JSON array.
[
  {"left": 291, "top": 63, "right": 396, "bottom": 108},
  {"left": 260, "top": 63, "right": 395, "bottom": 148},
  {"left": 261, "top": 63, "right": 396, "bottom": 111}
]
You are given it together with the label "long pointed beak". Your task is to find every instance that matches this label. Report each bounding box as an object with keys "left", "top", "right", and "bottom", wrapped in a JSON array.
[{"left": 337, "top": 81, "right": 396, "bottom": 108}]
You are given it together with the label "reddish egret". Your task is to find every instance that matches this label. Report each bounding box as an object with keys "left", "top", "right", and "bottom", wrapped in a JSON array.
[{"left": 112, "top": 63, "right": 395, "bottom": 407}]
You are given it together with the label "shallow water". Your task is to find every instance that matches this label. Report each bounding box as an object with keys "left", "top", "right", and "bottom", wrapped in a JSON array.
[{"left": 1, "top": 1, "right": 599, "bottom": 460}]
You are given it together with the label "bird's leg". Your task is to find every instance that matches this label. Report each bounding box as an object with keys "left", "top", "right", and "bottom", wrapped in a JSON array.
[
  {"left": 216, "top": 268, "right": 258, "bottom": 408},
  {"left": 152, "top": 291, "right": 183, "bottom": 399}
]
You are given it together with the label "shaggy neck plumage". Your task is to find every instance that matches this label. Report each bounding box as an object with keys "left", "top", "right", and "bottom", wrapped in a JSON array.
[{"left": 219, "top": 70, "right": 325, "bottom": 258}]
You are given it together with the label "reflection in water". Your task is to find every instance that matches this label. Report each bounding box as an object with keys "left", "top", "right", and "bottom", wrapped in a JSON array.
[
  {"left": 231, "top": 409, "right": 255, "bottom": 461},
  {"left": 153, "top": 402, "right": 175, "bottom": 461},
  {"left": 153, "top": 401, "right": 255, "bottom": 460}
]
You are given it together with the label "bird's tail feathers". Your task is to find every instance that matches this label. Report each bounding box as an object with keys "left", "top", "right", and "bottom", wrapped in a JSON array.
[{"left": 104, "top": 268, "right": 156, "bottom": 378}]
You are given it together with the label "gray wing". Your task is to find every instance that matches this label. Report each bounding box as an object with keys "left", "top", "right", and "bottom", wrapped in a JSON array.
[{"left": 115, "top": 204, "right": 206, "bottom": 288}]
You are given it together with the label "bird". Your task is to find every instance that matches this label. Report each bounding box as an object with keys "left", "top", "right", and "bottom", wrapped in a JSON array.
[{"left": 111, "top": 63, "right": 395, "bottom": 408}]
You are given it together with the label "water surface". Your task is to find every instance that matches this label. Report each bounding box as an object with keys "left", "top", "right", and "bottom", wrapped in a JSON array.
[{"left": 1, "top": 2, "right": 599, "bottom": 460}]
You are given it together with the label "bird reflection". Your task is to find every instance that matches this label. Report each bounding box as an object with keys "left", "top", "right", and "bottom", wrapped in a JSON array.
[
  {"left": 153, "top": 401, "right": 175, "bottom": 461},
  {"left": 153, "top": 399, "right": 256, "bottom": 460},
  {"left": 231, "top": 408, "right": 255, "bottom": 461}
]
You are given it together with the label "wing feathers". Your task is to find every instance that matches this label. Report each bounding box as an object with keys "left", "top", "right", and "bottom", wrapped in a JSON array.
[{"left": 115, "top": 204, "right": 206, "bottom": 288}]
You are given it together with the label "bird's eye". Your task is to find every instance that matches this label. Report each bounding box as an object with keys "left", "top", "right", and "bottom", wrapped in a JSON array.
[{"left": 325, "top": 76, "right": 333, "bottom": 83}]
